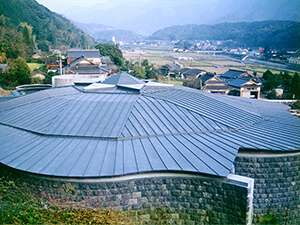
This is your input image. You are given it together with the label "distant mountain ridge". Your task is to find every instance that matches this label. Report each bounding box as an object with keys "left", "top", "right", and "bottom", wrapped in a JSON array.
[
  {"left": 59, "top": 0, "right": 300, "bottom": 36},
  {"left": 150, "top": 20, "right": 300, "bottom": 49},
  {"left": 73, "top": 22, "right": 143, "bottom": 42}
]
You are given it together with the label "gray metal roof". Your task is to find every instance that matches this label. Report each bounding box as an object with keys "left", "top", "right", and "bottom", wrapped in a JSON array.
[
  {"left": 221, "top": 69, "right": 247, "bottom": 79},
  {"left": 0, "top": 73, "right": 299, "bottom": 178},
  {"left": 101, "top": 72, "right": 145, "bottom": 85},
  {"left": 228, "top": 78, "right": 261, "bottom": 88},
  {"left": 67, "top": 50, "right": 101, "bottom": 58}
]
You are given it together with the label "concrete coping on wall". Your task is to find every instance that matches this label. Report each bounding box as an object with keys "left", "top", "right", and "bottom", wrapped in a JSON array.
[
  {"left": 237, "top": 150, "right": 300, "bottom": 157},
  {"left": 227, "top": 174, "right": 255, "bottom": 225}
]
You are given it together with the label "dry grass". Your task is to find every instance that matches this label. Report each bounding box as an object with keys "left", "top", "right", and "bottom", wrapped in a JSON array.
[
  {"left": 0, "top": 87, "right": 11, "bottom": 97},
  {"left": 27, "top": 63, "right": 44, "bottom": 72},
  {"left": 0, "top": 173, "right": 172, "bottom": 225}
]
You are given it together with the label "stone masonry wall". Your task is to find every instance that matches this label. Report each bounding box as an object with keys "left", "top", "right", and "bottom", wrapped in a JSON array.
[
  {"left": 0, "top": 165, "right": 250, "bottom": 225},
  {"left": 69, "top": 177, "right": 249, "bottom": 225},
  {"left": 234, "top": 152, "right": 300, "bottom": 225}
]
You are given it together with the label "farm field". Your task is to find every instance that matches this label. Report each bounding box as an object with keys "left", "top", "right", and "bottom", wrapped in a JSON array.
[{"left": 123, "top": 49, "right": 294, "bottom": 76}]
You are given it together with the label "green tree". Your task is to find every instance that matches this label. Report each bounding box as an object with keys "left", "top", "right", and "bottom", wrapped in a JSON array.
[
  {"left": 262, "top": 70, "right": 282, "bottom": 92},
  {"left": 291, "top": 72, "right": 300, "bottom": 99},
  {"left": 141, "top": 59, "right": 149, "bottom": 67},
  {"left": 22, "top": 26, "right": 33, "bottom": 52},
  {"left": 183, "top": 41, "right": 192, "bottom": 50},
  {"left": 262, "top": 69, "right": 273, "bottom": 81},
  {"left": 96, "top": 43, "right": 123, "bottom": 67},
  {"left": 141, "top": 59, "right": 157, "bottom": 79},
  {"left": 266, "top": 90, "right": 277, "bottom": 99},
  {"left": 44, "top": 71, "right": 58, "bottom": 84},
  {"left": 160, "top": 65, "right": 170, "bottom": 76},
  {"left": 37, "top": 41, "right": 49, "bottom": 52},
  {"left": 131, "top": 65, "right": 146, "bottom": 79},
  {"left": 113, "top": 56, "right": 123, "bottom": 67},
  {"left": 145, "top": 64, "right": 157, "bottom": 79},
  {"left": 8, "top": 57, "right": 31, "bottom": 85},
  {"left": 122, "top": 60, "right": 133, "bottom": 72},
  {"left": 281, "top": 71, "right": 292, "bottom": 87}
]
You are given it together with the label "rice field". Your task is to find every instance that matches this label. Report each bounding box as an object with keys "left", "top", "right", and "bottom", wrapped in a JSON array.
[{"left": 123, "top": 49, "right": 294, "bottom": 76}]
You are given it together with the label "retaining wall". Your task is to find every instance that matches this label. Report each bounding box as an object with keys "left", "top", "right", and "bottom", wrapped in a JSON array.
[
  {"left": 234, "top": 151, "right": 300, "bottom": 225},
  {"left": 0, "top": 166, "right": 251, "bottom": 225}
]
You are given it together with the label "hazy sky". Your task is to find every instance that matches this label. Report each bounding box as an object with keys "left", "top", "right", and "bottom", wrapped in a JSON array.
[
  {"left": 36, "top": 0, "right": 300, "bottom": 36},
  {"left": 37, "top": 0, "right": 167, "bottom": 14},
  {"left": 37, "top": 0, "right": 98, "bottom": 14}
]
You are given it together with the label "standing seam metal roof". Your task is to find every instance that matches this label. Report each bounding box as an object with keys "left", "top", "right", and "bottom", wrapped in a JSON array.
[{"left": 0, "top": 72, "right": 299, "bottom": 178}]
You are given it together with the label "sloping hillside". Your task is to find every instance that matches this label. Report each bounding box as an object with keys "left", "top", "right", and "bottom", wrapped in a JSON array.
[
  {"left": 151, "top": 20, "right": 300, "bottom": 49},
  {"left": 0, "top": 0, "right": 95, "bottom": 51}
]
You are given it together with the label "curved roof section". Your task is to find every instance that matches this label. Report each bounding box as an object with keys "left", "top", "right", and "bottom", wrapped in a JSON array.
[{"left": 0, "top": 73, "right": 299, "bottom": 178}]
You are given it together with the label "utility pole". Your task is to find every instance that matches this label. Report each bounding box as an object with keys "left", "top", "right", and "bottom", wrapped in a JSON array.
[{"left": 59, "top": 53, "right": 62, "bottom": 76}]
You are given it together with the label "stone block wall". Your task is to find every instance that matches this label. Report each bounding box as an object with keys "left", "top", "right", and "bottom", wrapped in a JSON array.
[
  {"left": 0, "top": 164, "right": 251, "bottom": 225},
  {"left": 234, "top": 152, "right": 300, "bottom": 225},
  {"left": 65, "top": 176, "right": 249, "bottom": 224}
]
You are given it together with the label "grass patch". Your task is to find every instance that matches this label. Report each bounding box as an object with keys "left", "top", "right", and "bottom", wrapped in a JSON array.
[
  {"left": 0, "top": 172, "right": 173, "bottom": 224},
  {"left": 0, "top": 176, "right": 139, "bottom": 224},
  {"left": 157, "top": 75, "right": 184, "bottom": 86},
  {"left": 27, "top": 63, "right": 44, "bottom": 72}
]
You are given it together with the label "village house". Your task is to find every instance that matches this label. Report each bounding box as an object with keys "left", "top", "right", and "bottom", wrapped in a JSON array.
[
  {"left": 67, "top": 49, "right": 102, "bottom": 64},
  {"left": 45, "top": 56, "right": 67, "bottom": 72},
  {"left": 202, "top": 75, "right": 233, "bottom": 95},
  {"left": 31, "top": 53, "right": 43, "bottom": 59},
  {"left": 52, "top": 49, "right": 119, "bottom": 87},
  {"left": 288, "top": 51, "right": 300, "bottom": 64},
  {"left": 180, "top": 68, "right": 206, "bottom": 80},
  {"left": 228, "top": 78, "right": 262, "bottom": 98},
  {"left": 201, "top": 69, "right": 262, "bottom": 98},
  {"left": 31, "top": 69, "right": 47, "bottom": 80},
  {"left": 100, "top": 56, "right": 118, "bottom": 71},
  {"left": 159, "top": 62, "right": 183, "bottom": 77}
]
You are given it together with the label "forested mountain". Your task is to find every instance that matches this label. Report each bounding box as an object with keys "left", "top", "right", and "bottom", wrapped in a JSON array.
[
  {"left": 150, "top": 21, "right": 300, "bottom": 49},
  {"left": 0, "top": 0, "right": 95, "bottom": 60}
]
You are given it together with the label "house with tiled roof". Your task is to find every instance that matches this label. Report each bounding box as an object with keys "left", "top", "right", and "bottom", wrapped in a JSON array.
[
  {"left": 220, "top": 68, "right": 254, "bottom": 82},
  {"left": 228, "top": 78, "right": 262, "bottom": 98},
  {"left": 67, "top": 49, "right": 102, "bottom": 64},
  {"left": 202, "top": 76, "right": 233, "bottom": 95},
  {"left": 181, "top": 68, "right": 206, "bottom": 80},
  {"left": 52, "top": 56, "right": 108, "bottom": 87},
  {"left": 201, "top": 69, "right": 263, "bottom": 98}
]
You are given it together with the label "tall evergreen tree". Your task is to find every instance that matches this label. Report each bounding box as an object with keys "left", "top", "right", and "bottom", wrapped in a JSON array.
[
  {"left": 291, "top": 72, "right": 300, "bottom": 99},
  {"left": 23, "top": 26, "right": 33, "bottom": 53}
]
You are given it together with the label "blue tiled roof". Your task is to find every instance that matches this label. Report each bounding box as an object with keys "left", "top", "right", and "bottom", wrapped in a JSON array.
[{"left": 0, "top": 73, "right": 299, "bottom": 178}]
